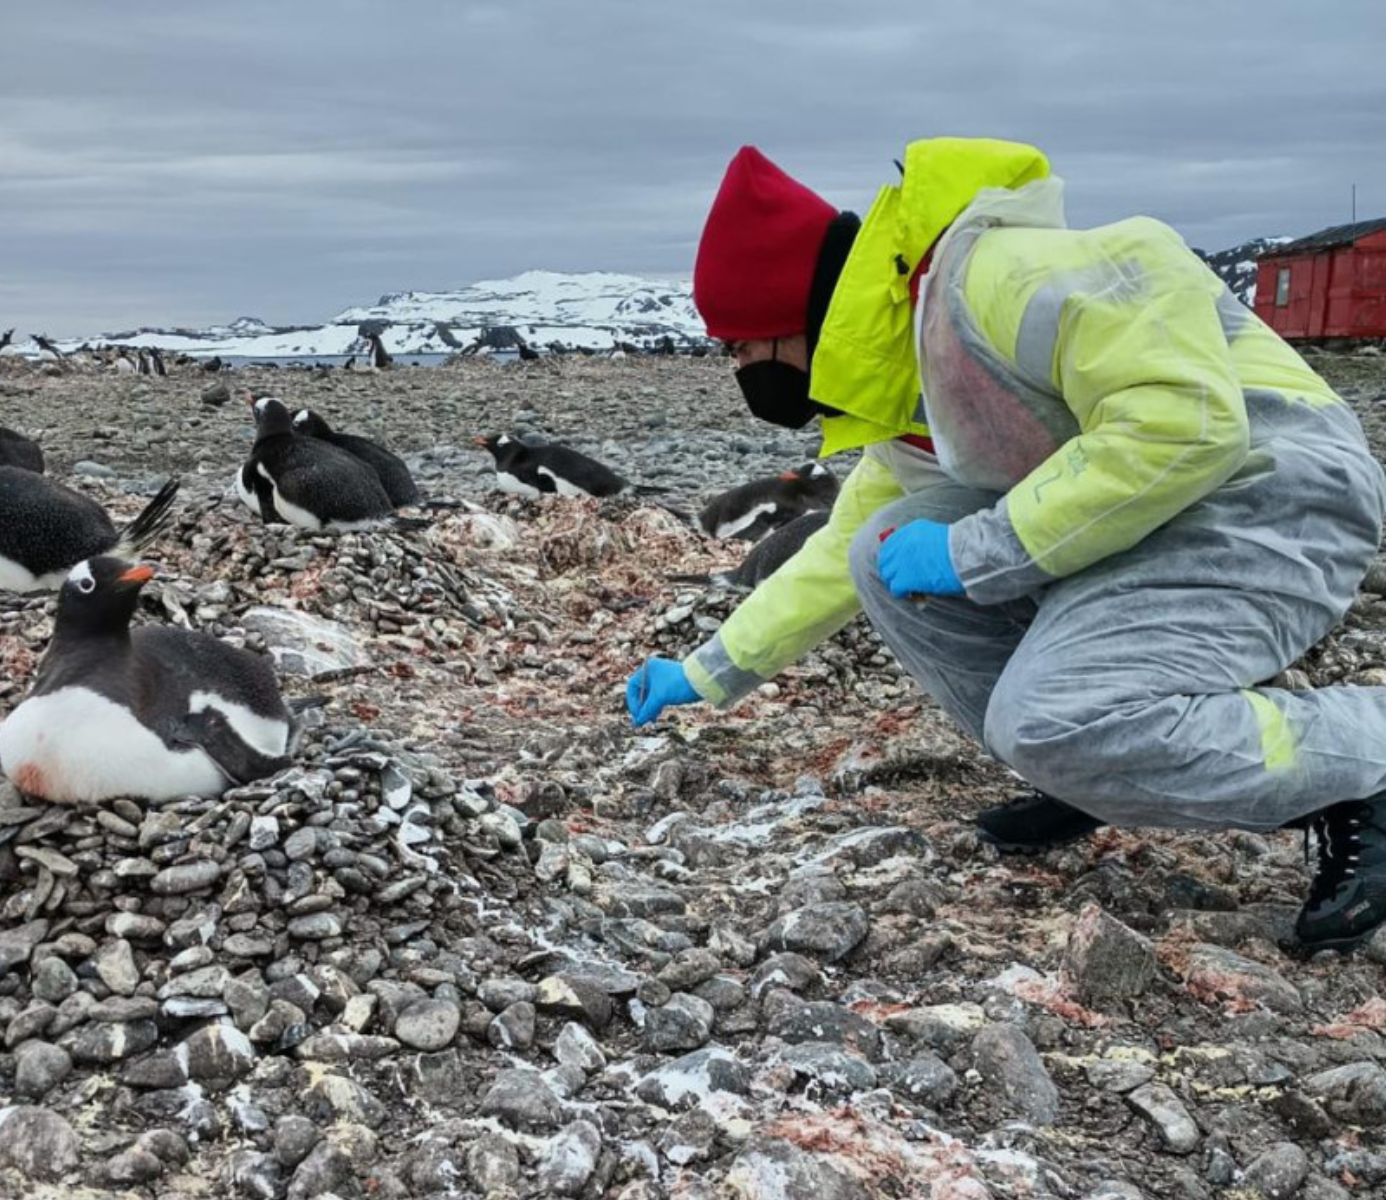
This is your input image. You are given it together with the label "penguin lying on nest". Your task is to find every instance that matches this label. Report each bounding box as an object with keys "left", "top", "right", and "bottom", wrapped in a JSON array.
[
  {"left": 0, "top": 557, "right": 293, "bottom": 803},
  {"left": 694, "top": 463, "right": 837, "bottom": 540},
  {"left": 0, "top": 468, "right": 179, "bottom": 592},
  {"left": 474, "top": 433, "right": 668, "bottom": 499},
  {"left": 236, "top": 396, "right": 397, "bottom": 531},
  {"left": 291, "top": 407, "right": 421, "bottom": 507},
  {"left": 669, "top": 509, "right": 829, "bottom": 590},
  {"left": 0, "top": 426, "right": 44, "bottom": 473}
]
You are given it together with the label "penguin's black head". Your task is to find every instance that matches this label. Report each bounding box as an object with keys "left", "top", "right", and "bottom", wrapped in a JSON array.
[
  {"left": 56, "top": 557, "right": 153, "bottom": 637},
  {"left": 473, "top": 433, "right": 515, "bottom": 463},
  {"left": 250, "top": 395, "right": 294, "bottom": 439},
  {"left": 778, "top": 461, "right": 838, "bottom": 500},
  {"left": 292, "top": 408, "right": 332, "bottom": 438}
]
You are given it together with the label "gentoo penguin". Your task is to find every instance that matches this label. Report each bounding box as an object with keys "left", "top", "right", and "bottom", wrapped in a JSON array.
[
  {"left": 291, "top": 408, "right": 421, "bottom": 506},
  {"left": 148, "top": 346, "right": 167, "bottom": 377},
  {"left": 241, "top": 396, "right": 393, "bottom": 530},
  {"left": 697, "top": 463, "right": 838, "bottom": 541},
  {"left": 0, "top": 470, "right": 180, "bottom": 592},
  {"left": 0, "top": 557, "right": 291, "bottom": 803},
  {"left": 671, "top": 509, "right": 829, "bottom": 590},
  {"left": 0, "top": 329, "right": 14, "bottom": 352},
  {"left": 367, "top": 333, "right": 393, "bottom": 370},
  {"left": 0, "top": 427, "right": 43, "bottom": 473},
  {"left": 473, "top": 433, "right": 628, "bottom": 499},
  {"left": 114, "top": 350, "right": 137, "bottom": 375}
]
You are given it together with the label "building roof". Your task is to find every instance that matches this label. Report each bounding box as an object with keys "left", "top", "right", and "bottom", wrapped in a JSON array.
[{"left": 1260, "top": 218, "right": 1385, "bottom": 258}]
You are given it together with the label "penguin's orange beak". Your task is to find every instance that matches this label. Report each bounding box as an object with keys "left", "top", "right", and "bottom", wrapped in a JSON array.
[
  {"left": 118, "top": 564, "right": 155, "bottom": 586},
  {"left": 472, "top": 435, "right": 490, "bottom": 448},
  {"left": 779, "top": 470, "right": 800, "bottom": 482}
]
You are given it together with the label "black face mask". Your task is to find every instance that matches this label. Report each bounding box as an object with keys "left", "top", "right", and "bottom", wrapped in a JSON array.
[{"left": 735, "top": 342, "right": 835, "bottom": 429}]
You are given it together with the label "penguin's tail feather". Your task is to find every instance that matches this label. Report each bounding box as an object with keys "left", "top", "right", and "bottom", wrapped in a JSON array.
[
  {"left": 420, "top": 497, "right": 464, "bottom": 511},
  {"left": 116, "top": 477, "right": 181, "bottom": 555},
  {"left": 390, "top": 514, "right": 434, "bottom": 531},
  {"left": 287, "top": 695, "right": 330, "bottom": 714},
  {"left": 629, "top": 483, "right": 672, "bottom": 496},
  {"left": 655, "top": 502, "right": 698, "bottom": 528}
]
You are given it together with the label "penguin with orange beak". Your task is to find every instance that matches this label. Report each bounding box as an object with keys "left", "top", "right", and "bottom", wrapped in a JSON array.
[{"left": 0, "top": 556, "right": 292, "bottom": 803}]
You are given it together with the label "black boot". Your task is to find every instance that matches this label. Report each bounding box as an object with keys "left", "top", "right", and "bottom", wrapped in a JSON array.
[
  {"left": 975, "top": 790, "right": 1105, "bottom": 854},
  {"left": 1292, "top": 794, "right": 1386, "bottom": 956}
]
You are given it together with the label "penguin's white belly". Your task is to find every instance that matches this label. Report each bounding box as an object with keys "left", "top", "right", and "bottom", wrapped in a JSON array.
[
  {"left": 537, "top": 467, "right": 589, "bottom": 498},
  {"left": 0, "top": 555, "right": 68, "bottom": 594},
  {"left": 496, "top": 470, "right": 541, "bottom": 499},
  {"left": 233, "top": 466, "right": 262, "bottom": 516},
  {"left": 715, "top": 502, "right": 777, "bottom": 541},
  {"left": 0, "top": 687, "right": 225, "bottom": 804},
  {"left": 259, "top": 465, "right": 380, "bottom": 532}
]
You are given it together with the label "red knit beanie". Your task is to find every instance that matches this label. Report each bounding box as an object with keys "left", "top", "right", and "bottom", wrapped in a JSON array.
[{"left": 693, "top": 146, "right": 838, "bottom": 341}]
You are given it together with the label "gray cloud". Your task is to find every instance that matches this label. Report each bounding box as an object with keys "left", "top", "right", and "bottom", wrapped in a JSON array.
[{"left": 0, "top": 0, "right": 1383, "bottom": 334}]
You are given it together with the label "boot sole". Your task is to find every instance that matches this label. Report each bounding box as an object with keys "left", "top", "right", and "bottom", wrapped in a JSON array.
[
  {"left": 974, "top": 827, "right": 1099, "bottom": 855},
  {"left": 1287, "top": 926, "right": 1384, "bottom": 958}
]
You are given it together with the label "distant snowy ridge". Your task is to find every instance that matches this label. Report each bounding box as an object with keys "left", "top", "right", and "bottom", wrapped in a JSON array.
[
  {"left": 8, "top": 270, "right": 706, "bottom": 359},
  {"left": 1196, "top": 236, "right": 1292, "bottom": 306},
  {"left": 7, "top": 244, "right": 1290, "bottom": 361}
]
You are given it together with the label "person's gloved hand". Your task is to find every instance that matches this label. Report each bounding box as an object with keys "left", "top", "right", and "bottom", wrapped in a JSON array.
[
  {"left": 877, "top": 519, "right": 965, "bottom": 598},
  {"left": 626, "top": 657, "right": 702, "bottom": 726}
]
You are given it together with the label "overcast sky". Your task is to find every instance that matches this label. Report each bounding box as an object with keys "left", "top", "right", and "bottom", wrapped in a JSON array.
[{"left": 1, "top": 1, "right": 1385, "bottom": 336}]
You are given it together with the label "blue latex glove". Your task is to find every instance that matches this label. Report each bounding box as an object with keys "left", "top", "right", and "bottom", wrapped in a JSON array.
[
  {"left": 877, "top": 519, "right": 966, "bottom": 598},
  {"left": 626, "top": 657, "right": 702, "bottom": 726}
]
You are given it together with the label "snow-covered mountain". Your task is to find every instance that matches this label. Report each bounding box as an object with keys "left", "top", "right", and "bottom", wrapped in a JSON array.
[
  {"left": 1196, "top": 236, "right": 1292, "bottom": 306},
  {"left": 9, "top": 271, "right": 706, "bottom": 360}
]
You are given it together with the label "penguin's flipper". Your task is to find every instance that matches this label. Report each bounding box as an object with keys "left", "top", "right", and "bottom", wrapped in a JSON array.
[{"left": 176, "top": 708, "right": 290, "bottom": 786}]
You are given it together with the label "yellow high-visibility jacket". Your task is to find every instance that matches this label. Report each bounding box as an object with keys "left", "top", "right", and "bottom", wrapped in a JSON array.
[{"left": 684, "top": 137, "right": 1348, "bottom": 707}]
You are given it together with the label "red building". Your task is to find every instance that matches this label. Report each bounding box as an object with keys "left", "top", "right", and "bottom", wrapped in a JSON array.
[{"left": 1253, "top": 218, "right": 1385, "bottom": 341}]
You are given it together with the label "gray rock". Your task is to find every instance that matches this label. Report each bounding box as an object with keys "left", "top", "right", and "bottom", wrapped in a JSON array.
[
  {"left": 1126, "top": 1082, "right": 1201, "bottom": 1154},
  {"left": 465, "top": 1132, "right": 520, "bottom": 1193},
  {"left": 286, "top": 911, "right": 344, "bottom": 940},
  {"left": 31, "top": 956, "right": 77, "bottom": 1003},
  {"left": 1062, "top": 903, "right": 1156, "bottom": 1001},
  {"left": 478, "top": 976, "right": 539, "bottom": 1011},
  {"left": 750, "top": 951, "right": 821, "bottom": 999},
  {"left": 657, "top": 948, "right": 722, "bottom": 990},
  {"left": 223, "top": 1149, "right": 283, "bottom": 1200},
  {"left": 637, "top": 1047, "right": 752, "bottom": 1109},
  {"left": 248, "top": 815, "right": 279, "bottom": 850},
  {"left": 274, "top": 1114, "right": 322, "bottom": 1168},
  {"left": 538, "top": 1120, "right": 602, "bottom": 1195},
  {"left": 885, "top": 1002, "right": 986, "bottom": 1052},
  {"left": 764, "top": 901, "right": 868, "bottom": 962},
  {"left": 880, "top": 1052, "right": 957, "bottom": 1106},
  {"left": 181, "top": 1022, "right": 257, "bottom": 1083},
  {"left": 106, "top": 1146, "right": 166, "bottom": 1185},
  {"left": 61, "top": 1018, "right": 158, "bottom": 1063},
  {"left": 726, "top": 1136, "right": 868, "bottom": 1199},
  {"left": 13, "top": 1040, "right": 73, "bottom": 1098},
  {"left": 93, "top": 938, "right": 140, "bottom": 996},
  {"left": 0, "top": 919, "right": 49, "bottom": 971},
  {"left": 554, "top": 1021, "right": 606, "bottom": 1074},
  {"left": 243, "top": 606, "right": 372, "bottom": 677},
  {"left": 1087, "top": 1183, "right": 1145, "bottom": 1200},
  {"left": 971, "top": 1023, "right": 1059, "bottom": 1124},
  {"left": 395, "top": 997, "right": 460, "bottom": 1051},
  {"left": 777, "top": 1041, "right": 879, "bottom": 1092},
  {"left": 1239, "top": 1142, "right": 1309, "bottom": 1199},
  {"left": 643, "top": 992, "right": 714, "bottom": 1052},
  {"left": 769, "top": 1001, "right": 881, "bottom": 1059},
  {"left": 0, "top": 1104, "right": 80, "bottom": 1181},
  {"left": 159, "top": 963, "right": 230, "bottom": 998},
  {"left": 307, "top": 1073, "right": 387, "bottom": 1125},
  {"left": 658, "top": 1108, "right": 718, "bottom": 1167},
  {"left": 1181, "top": 944, "right": 1302, "bottom": 1013},
  {"left": 1304, "top": 1061, "right": 1385, "bottom": 1127},
  {"left": 488, "top": 1000, "right": 536, "bottom": 1050},
  {"left": 1084, "top": 1053, "right": 1157, "bottom": 1093},
  {"left": 151, "top": 858, "right": 221, "bottom": 895},
  {"left": 286, "top": 1139, "right": 354, "bottom": 1200},
  {"left": 480, "top": 1067, "right": 563, "bottom": 1129},
  {"left": 537, "top": 973, "right": 614, "bottom": 1030}
]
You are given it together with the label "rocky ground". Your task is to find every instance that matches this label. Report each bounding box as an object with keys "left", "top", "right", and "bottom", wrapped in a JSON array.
[{"left": 0, "top": 350, "right": 1385, "bottom": 1200}]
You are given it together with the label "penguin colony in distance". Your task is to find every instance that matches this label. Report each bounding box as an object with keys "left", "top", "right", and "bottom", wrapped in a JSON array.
[
  {"left": 0, "top": 557, "right": 291, "bottom": 803},
  {"left": 696, "top": 462, "right": 837, "bottom": 540},
  {"left": 0, "top": 470, "right": 179, "bottom": 592},
  {"left": 474, "top": 433, "right": 629, "bottom": 499},
  {"left": 237, "top": 397, "right": 394, "bottom": 531},
  {"left": 0, "top": 426, "right": 44, "bottom": 473},
  {"left": 292, "top": 408, "right": 421, "bottom": 506}
]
